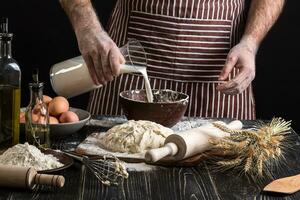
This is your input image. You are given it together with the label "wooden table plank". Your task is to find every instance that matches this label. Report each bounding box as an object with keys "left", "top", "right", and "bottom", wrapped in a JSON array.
[{"left": 81, "top": 166, "right": 221, "bottom": 200}]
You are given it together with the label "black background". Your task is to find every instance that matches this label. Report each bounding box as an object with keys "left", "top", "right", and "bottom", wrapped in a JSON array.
[{"left": 0, "top": 1, "right": 299, "bottom": 132}]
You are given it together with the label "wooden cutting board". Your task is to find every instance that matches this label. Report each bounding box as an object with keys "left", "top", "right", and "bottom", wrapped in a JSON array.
[{"left": 75, "top": 132, "right": 221, "bottom": 167}]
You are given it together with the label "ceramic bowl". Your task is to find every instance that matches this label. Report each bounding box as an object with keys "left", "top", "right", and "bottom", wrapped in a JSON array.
[
  {"left": 20, "top": 107, "right": 91, "bottom": 137},
  {"left": 119, "top": 89, "right": 189, "bottom": 127}
]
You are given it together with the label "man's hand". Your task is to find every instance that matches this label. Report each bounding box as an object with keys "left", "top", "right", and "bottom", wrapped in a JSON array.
[
  {"left": 76, "top": 25, "right": 125, "bottom": 85},
  {"left": 59, "top": 0, "right": 125, "bottom": 85},
  {"left": 217, "top": 0, "right": 285, "bottom": 95},
  {"left": 216, "top": 39, "right": 257, "bottom": 95}
]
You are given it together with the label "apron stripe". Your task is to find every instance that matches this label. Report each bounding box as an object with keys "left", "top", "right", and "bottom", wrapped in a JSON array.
[
  {"left": 211, "top": 82, "right": 216, "bottom": 118},
  {"left": 188, "top": 82, "right": 194, "bottom": 115},
  {"left": 161, "top": 0, "right": 165, "bottom": 15},
  {"left": 193, "top": 82, "right": 198, "bottom": 116},
  {"left": 164, "top": 79, "right": 168, "bottom": 89},
  {"left": 109, "top": 4, "right": 120, "bottom": 44},
  {"left": 115, "top": 75, "right": 122, "bottom": 114},
  {"left": 190, "top": 0, "right": 195, "bottom": 18},
  {"left": 104, "top": 81, "right": 111, "bottom": 115},
  {"left": 249, "top": 86, "right": 253, "bottom": 119},
  {"left": 241, "top": 89, "right": 244, "bottom": 119},
  {"left": 220, "top": 93, "right": 225, "bottom": 118},
  {"left": 204, "top": 83, "right": 208, "bottom": 117},
  {"left": 216, "top": 0, "right": 220, "bottom": 19},
  {"left": 195, "top": 0, "right": 201, "bottom": 18},
  {"left": 94, "top": 87, "right": 101, "bottom": 114},
  {"left": 198, "top": 83, "right": 203, "bottom": 116},
  {"left": 166, "top": 0, "right": 170, "bottom": 16},
  {"left": 153, "top": 78, "right": 157, "bottom": 89},
  {"left": 231, "top": 93, "right": 235, "bottom": 118},
  {"left": 175, "top": 81, "right": 178, "bottom": 93},
  {"left": 110, "top": 78, "right": 117, "bottom": 115},
  {"left": 99, "top": 83, "right": 106, "bottom": 114},
  {"left": 94, "top": 86, "right": 101, "bottom": 114},
  {"left": 244, "top": 87, "right": 248, "bottom": 119},
  {"left": 236, "top": 93, "right": 240, "bottom": 119},
  {"left": 217, "top": 86, "right": 222, "bottom": 117}
]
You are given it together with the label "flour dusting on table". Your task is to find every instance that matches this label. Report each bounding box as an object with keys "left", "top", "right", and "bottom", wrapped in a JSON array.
[
  {"left": 0, "top": 143, "right": 63, "bottom": 171},
  {"left": 125, "top": 163, "right": 159, "bottom": 171}
]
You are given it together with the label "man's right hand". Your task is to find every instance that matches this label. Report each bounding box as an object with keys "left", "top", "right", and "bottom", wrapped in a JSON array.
[
  {"left": 59, "top": 0, "right": 125, "bottom": 85},
  {"left": 76, "top": 25, "right": 125, "bottom": 85}
]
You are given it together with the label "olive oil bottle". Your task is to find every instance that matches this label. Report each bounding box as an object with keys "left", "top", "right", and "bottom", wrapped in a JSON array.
[{"left": 0, "top": 17, "right": 21, "bottom": 148}]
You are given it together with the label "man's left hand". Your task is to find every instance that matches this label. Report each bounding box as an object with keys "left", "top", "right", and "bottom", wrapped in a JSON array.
[{"left": 216, "top": 39, "right": 257, "bottom": 95}]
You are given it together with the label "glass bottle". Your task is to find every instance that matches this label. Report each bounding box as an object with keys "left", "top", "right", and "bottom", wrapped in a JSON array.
[
  {"left": 0, "top": 17, "right": 21, "bottom": 148},
  {"left": 25, "top": 70, "right": 50, "bottom": 148}
]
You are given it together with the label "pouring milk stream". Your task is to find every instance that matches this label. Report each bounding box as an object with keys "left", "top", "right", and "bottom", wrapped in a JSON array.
[{"left": 50, "top": 40, "right": 153, "bottom": 102}]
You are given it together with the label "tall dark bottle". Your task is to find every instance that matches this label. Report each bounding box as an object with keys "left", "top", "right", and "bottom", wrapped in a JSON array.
[{"left": 0, "top": 17, "right": 21, "bottom": 148}]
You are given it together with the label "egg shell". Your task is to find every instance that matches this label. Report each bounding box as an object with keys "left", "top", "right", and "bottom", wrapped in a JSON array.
[
  {"left": 38, "top": 116, "right": 48, "bottom": 124},
  {"left": 59, "top": 111, "right": 79, "bottom": 123},
  {"left": 22, "top": 112, "right": 39, "bottom": 123},
  {"left": 32, "top": 104, "right": 42, "bottom": 114},
  {"left": 49, "top": 116, "right": 59, "bottom": 124},
  {"left": 48, "top": 96, "right": 69, "bottom": 116},
  {"left": 43, "top": 95, "right": 52, "bottom": 105},
  {"left": 31, "top": 113, "right": 39, "bottom": 123},
  {"left": 20, "top": 112, "right": 25, "bottom": 123}
]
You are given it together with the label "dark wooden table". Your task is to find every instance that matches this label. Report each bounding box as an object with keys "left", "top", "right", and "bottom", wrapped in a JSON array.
[{"left": 1, "top": 118, "right": 300, "bottom": 200}]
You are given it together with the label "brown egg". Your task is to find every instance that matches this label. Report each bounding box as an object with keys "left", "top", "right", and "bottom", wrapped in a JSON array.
[
  {"left": 32, "top": 104, "right": 42, "bottom": 114},
  {"left": 31, "top": 113, "right": 39, "bottom": 123},
  {"left": 20, "top": 112, "right": 25, "bottom": 123},
  {"left": 43, "top": 95, "right": 52, "bottom": 105},
  {"left": 59, "top": 111, "right": 79, "bottom": 123},
  {"left": 48, "top": 96, "right": 69, "bottom": 116},
  {"left": 49, "top": 116, "right": 59, "bottom": 124},
  {"left": 20, "top": 112, "right": 43, "bottom": 124},
  {"left": 37, "top": 116, "right": 48, "bottom": 124}
]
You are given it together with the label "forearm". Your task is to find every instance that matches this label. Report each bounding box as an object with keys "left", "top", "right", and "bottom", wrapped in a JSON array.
[
  {"left": 59, "top": 0, "right": 104, "bottom": 35},
  {"left": 241, "top": 0, "right": 285, "bottom": 52}
]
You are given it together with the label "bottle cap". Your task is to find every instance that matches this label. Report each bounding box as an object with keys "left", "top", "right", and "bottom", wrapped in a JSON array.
[
  {"left": 29, "top": 68, "right": 44, "bottom": 88},
  {"left": 0, "top": 17, "right": 8, "bottom": 33},
  {"left": 32, "top": 68, "right": 39, "bottom": 83},
  {"left": 0, "top": 17, "right": 13, "bottom": 40}
]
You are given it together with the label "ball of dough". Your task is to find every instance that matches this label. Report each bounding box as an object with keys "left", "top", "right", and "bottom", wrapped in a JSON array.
[{"left": 99, "top": 120, "right": 173, "bottom": 153}]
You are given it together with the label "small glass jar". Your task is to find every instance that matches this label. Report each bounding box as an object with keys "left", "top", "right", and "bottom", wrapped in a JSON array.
[{"left": 25, "top": 82, "right": 50, "bottom": 148}]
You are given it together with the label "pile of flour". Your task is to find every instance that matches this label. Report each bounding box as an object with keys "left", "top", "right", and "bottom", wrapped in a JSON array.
[{"left": 0, "top": 143, "right": 63, "bottom": 171}]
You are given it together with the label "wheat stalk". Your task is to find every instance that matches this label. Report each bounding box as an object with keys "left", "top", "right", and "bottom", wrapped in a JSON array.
[
  {"left": 217, "top": 158, "right": 242, "bottom": 166},
  {"left": 210, "top": 117, "right": 291, "bottom": 179},
  {"left": 244, "top": 156, "right": 253, "bottom": 172}
]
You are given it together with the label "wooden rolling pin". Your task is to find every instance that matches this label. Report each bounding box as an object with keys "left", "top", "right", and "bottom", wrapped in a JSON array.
[
  {"left": 0, "top": 165, "right": 65, "bottom": 189},
  {"left": 145, "top": 120, "right": 243, "bottom": 163}
]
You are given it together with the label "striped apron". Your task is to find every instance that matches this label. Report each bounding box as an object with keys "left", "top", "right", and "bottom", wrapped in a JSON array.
[{"left": 88, "top": 0, "right": 256, "bottom": 120}]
